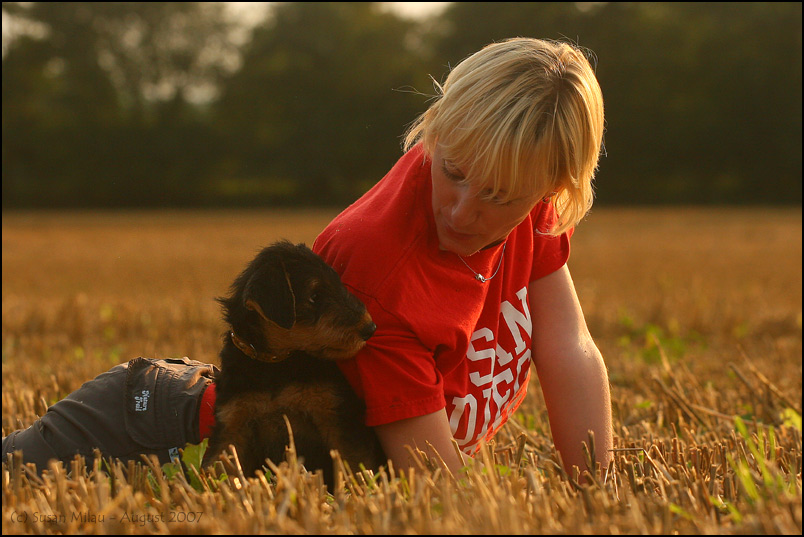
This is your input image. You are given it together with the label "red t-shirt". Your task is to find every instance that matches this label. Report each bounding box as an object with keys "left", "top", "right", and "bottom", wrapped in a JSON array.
[{"left": 313, "top": 144, "right": 571, "bottom": 455}]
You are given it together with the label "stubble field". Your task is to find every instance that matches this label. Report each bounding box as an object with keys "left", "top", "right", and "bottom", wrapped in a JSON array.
[{"left": 2, "top": 207, "right": 801, "bottom": 534}]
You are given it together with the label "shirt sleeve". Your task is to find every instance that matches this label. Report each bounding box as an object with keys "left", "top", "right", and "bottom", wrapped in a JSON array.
[
  {"left": 530, "top": 201, "right": 573, "bottom": 282},
  {"left": 336, "top": 296, "right": 446, "bottom": 427}
]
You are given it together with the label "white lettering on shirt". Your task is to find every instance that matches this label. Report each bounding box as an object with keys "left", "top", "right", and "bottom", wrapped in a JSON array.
[
  {"left": 500, "top": 287, "right": 532, "bottom": 354},
  {"left": 467, "top": 327, "right": 495, "bottom": 386},
  {"left": 448, "top": 286, "right": 533, "bottom": 452}
]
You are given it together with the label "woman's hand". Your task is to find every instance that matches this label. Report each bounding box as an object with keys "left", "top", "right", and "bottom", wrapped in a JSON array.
[{"left": 374, "top": 408, "right": 466, "bottom": 475}]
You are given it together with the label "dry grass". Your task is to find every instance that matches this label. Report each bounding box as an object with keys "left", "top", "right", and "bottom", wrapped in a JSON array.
[{"left": 2, "top": 207, "right": 801, "bottom": 534}]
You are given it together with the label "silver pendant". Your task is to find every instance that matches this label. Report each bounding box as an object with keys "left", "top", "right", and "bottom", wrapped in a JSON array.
[{"left": 459, "top": 243, "right": 506, "bottom": 284}]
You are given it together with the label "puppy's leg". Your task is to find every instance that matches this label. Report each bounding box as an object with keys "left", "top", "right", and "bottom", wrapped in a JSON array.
[{"left": 208, "top": 393, "right": 289, "bottom": 475}]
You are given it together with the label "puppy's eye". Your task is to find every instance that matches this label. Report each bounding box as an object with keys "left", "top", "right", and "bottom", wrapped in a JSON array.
[{"left": 308, "top": 293, "right": 318, "bottom": 305}]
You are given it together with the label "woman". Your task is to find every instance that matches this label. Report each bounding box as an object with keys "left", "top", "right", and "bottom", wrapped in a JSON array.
[{"left": 313, "top": 37, "right": 613, "bottom": 474}]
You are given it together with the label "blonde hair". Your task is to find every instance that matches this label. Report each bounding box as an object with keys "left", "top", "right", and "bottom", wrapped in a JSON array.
[{"left": 404, "top": 38, "right": 604, "bottom": 236}]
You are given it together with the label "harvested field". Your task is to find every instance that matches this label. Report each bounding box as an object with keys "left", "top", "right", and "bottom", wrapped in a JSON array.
[{"left": 2, "top": 207, "right": 801, "bottom": 534}]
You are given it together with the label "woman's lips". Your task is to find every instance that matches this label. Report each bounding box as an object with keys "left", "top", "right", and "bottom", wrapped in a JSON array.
[{"left": 443, "top": 221, "right": 475, "bottom": 241}]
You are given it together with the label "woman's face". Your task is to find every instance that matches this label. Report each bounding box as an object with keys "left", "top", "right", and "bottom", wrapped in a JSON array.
[{"left": 430, "top": 144, "right": 541, "bottom": 257}]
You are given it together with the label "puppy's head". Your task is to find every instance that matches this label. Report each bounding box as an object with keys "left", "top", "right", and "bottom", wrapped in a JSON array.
[{"left": 219, "top": 240, "right": 375, "bottom": 361}]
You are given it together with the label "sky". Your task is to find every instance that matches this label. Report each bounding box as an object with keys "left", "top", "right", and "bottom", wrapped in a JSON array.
[
  {"left": 2, "top": 3, "right": 452, "bottom": 58},
  {"left": 379, "top": 2, "right": 451, "bottom": 19},
  {"left": 225, "top": 2, "right": 451, "bottom": 25}
]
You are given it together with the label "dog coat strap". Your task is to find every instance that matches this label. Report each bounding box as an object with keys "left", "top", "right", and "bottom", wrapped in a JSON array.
[{"left": 198, "top": 382, "right": 217, "bottom": 439}]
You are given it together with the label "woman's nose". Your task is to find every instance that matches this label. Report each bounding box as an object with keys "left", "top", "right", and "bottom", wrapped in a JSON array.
[{"left": 449, "top": 186, "right": 479, "bottom": 227}]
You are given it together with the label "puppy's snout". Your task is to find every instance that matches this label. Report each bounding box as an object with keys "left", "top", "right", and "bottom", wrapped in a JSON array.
[{"left": 359, "top": 322, "right": 377, "bottom": 341}]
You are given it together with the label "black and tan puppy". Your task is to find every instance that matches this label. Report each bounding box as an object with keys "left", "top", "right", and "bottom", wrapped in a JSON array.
[
  {"left": 2, "top": 241, "right": 383, "bottom": 485},
  {"left": 204, "top": 241, "right": 385, "bottom": 487}
]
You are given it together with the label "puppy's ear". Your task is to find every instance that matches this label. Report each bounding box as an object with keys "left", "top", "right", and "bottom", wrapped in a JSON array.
[{"left": 243, "top": 258, "right": 296, "bottom": 329}]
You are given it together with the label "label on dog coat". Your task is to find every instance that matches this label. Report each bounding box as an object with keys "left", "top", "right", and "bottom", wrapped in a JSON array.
[{"left": 134, "top": 389, "right": 151, "bottom": 411}]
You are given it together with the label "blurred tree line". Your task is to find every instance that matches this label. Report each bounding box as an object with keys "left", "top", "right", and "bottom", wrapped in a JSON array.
[{"left": 2, "top": 2, "right": 801, "bottom": 208}]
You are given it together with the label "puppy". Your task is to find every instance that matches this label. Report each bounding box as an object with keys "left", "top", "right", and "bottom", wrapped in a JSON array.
[{"left": 203, "top": 241, "right": 385, "bottom": 488}]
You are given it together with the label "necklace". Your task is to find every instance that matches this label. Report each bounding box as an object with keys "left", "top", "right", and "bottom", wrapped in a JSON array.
[{"left": 457, "top": 243, "right": 506, "bottom": 283}]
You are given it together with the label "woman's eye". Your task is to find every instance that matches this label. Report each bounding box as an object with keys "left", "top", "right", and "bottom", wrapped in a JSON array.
[{"left": 442, "top": 161, "right": 463, "bottom": 181}]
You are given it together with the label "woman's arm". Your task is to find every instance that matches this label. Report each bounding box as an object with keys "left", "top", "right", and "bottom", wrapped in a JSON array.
[
  {"left": 528, "top": 264, "right": 613, "bottom": 473},
  {"left": 374, "top": 408, "right": 466, "bottom": 475},
  {"left": 372, "top": 264, "right": 612, "bottom": 477}
]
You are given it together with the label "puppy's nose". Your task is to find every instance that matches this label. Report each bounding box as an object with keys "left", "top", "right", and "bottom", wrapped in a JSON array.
[{"left": 359, "top": 322, "right": 377, "bottom": 341}]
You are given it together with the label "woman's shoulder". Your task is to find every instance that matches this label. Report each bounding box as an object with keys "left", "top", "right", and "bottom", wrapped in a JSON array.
[
  {"left": 315, "top": 206, "right": 426, "bottom": 298},
  {"left": 313, "top": 147, "right": 432, "bottom": 295}
]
